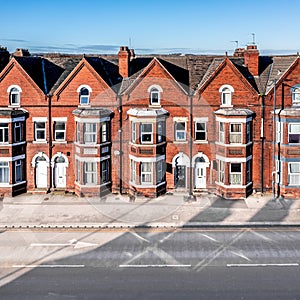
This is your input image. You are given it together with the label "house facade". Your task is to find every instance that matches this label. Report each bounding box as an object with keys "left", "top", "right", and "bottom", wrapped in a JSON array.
[{"left": 0, "top": 44, "right": 299, "bottom": 199}]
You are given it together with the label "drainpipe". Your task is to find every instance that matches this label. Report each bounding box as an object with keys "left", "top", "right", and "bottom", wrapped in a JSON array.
[
  {"left": 260, "top": 94, "right": 265, "bottom": 193},
  {"left": 48, "top": 94, "right": 53, "bottom": 192},
  {"left": 272, "top": 79, "right": 277, "bottom": 198},
  {"left": 188, "top": 92, "right": 195, "bottom": 200},
  {"left": 118, "top": 94, "right": 123, "bottom": 194}
]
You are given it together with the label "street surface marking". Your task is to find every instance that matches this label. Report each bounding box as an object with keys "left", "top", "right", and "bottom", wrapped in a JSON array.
[
  {"left": 200, "top": 234, "right": 219, "bottom": 242},
  {"left": 13, "top": 264, "right": 85, "bottom": 268},
  {"left": 119, "top": 264, "right": 191, "bottom": 268},
  {"left": 130, "top": 231, "right": 150, "bottom": 243},
  {"left": 159, "top": 231, "right": 176, "bottom": 243},
  {"left": 249, "top": 230, "right": 274, "bottom": 242},
  {"left": 230, "top": 250, "right": 251, "bottom": 261},
  {"left": 31, "top": 239, "right": 98, "bottom": 249},
  {"left": 227, "top": 263, "right": 299, "bottom": 267}
]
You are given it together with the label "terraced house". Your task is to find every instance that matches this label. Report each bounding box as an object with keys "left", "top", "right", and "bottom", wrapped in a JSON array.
[{"left": 0, "top": 44, "right": 299, "bottom": 199}]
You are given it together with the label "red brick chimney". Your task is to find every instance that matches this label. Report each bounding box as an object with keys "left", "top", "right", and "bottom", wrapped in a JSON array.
[
  {"left": 118, "top": 46, "right": 130, "bottom": 78},
  {"left": 244, "top": 44, "right": 259, "bottom": 77}
]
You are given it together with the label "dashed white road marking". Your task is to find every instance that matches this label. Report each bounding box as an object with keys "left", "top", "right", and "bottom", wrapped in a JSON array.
[
  {"left": 227, "top": 263, "right": 299, "bottom": 267},
  {"left": 119, "top": 264, "right": 191, "bottom": 268},
  {"left": 200, "top": 234, "right": 219, "bottom": 243},
  {"left": 13, "top": 264, "right": 85, "bottom": 268}
]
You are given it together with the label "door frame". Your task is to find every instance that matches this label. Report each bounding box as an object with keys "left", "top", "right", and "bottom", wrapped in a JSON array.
[
  {"left": 51, "top": 152, "right": 69, "bottom": 189},
  {"left": 193, "top": 153, "right": 210, "bottom": 189},
  {"left": 31, "top": 152, "right": 50, "bottom": 189}
]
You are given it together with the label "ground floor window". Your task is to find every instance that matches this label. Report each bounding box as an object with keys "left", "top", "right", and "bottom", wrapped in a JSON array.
[
  {"left": 131, "top": 160, "right": 137, "bottom": 183},
  {"left": 15, "top": 160, "right": 23, "bottom": 182},
  {"left": 84, "top": 162, "right": 97, "bottom": 185},
  {"left": 219, "top": 160, "right": 225, "bottom": 183},
  {"left": 101, "top": 160, "right": 109, "bottom": 184},
  {"left": 0, "top": 162, "right": 9, "bottom": 183},
  {"left": 246, "top": 160, "right": 252, "bottom": 184},
  {"left": 157, "top": 160, "right": 163, "bottom": 183},
  {"left": 76, "top": 160, "right": 80, "bottom": 182},
  {"left": 141, "top": 162, "right": 152, "bottom": 184},
  {"left": 230, "top": 163, "right": 242, "bottom": 185},
  {"left": 288, "top": 162, "right": 300, "bottom": 185}
]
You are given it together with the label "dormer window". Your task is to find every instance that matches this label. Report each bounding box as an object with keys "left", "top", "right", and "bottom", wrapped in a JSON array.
[
  {"left": 219, "top": 85, "right": 234, "bottom": 106},
  {"left": 292, "top": 86, "right": 300, "bottom": 105},
  {"left": 148, "top": 85, "right": 162, "bottom": 106},
  {"left": 77, "top": 85, "right": 92, "bottom": 106},
  {"left": 8, "top": 85, "right": 22, "bottom": 106}
]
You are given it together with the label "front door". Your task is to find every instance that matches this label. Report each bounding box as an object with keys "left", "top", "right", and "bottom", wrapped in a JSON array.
[
  {"left": 175, "top": 165, "right": 186, "bottom": 188},
  {"left": 36, "top": 159, "right": 48, "bottom": 188},
  {"left": 195, "top": 162, "right": 206, "bottom": 188},
  {"left": 54, "top": 158, "right": 66, "bottom": 188}
]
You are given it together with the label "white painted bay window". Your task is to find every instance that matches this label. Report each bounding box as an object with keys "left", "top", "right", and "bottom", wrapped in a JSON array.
[
  {"left": 0, "top": 123, "right": 9, "bottom": 143},
  {"left": 230, "top": 123, "right": 242, "bottom": 144},
  {"left": 84, "top": 123, "right": 97, "bottom": 144},
  {"left": 0, "top": 162, "right": 9, "bottom": 183},
  {"left": 219, "top": 160, "right": 225, "bottom": 183},
  {"left": 230, "top": 163, "right": 242, "bottom": 185},
  {"left": 288, "top": 163, "right": 300, "bottom": 185},
  {"left": 141, "top": 162, "right": 152, "bottom": 184},
  {"left": 84, "top": 162, "right": 97, "bottom": 185},
  {"left": 141, "top": 123, "right": 153, "bottom": 144},
  {"left": 288, "top": 123, "right": 300, "bottom": 144}
]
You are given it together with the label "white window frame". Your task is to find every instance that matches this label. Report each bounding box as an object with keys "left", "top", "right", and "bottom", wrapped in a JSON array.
[
  {"left": 84, "top": 123, "right": 97, "bottom": 144},
  {"left": 275, "top": 160, "right": 282, "bottom": 184},
  {"left": 219, "top": 122, "right": 225, "bottom": 143},
  {"left": 288, "top": 162, "right": 300, "bottom": 186},
  {"left": 288, "top": 123, "right": 300, "bottom": 144},
  {"left": 15, "top": 160, "right": 22, "bottom": 183},
  {"left": 101, "top": 122, "right": 108, "bottom": 143},
  {"left": 219, "top": 160, "right": 225, "bottom": 183},
  {"left": 141, "top": 123, "right": 153, "bottom": 144},
  {"left": 157, "top": 160, "right": 163, "bottom": 184},
  {"left": 246, "top": 122, "right": 251, "bottom": 143},
  {"left": 76, "top": 159, "right": 81, "bottom": 183},
  {"left": 77, "top": 85, "right": 92, "bottom": 106},
  {"left": 157, "top": 121, "right": 164, "bottom": 143},
  {"left": 0, "top": 123, "right": 9, "bottom": 144},
  {"left": 35, "top": 122, "right": 46, "bottom": 142},
  {"left": 84, "top": 162, "right": 97, "bottom": 185},
  {"left": 230, "top": 123, "right": 242, "bottom": 144},
  {"left": 276, "top": 121, "right": 283, "bottom": 143},
  {"left": 246, "top": 160, "right": 252, "bottom": 184},
  {"left": 150, "top": 88, "right": 160, "bottom": 105},
  {"left": 54, "top": 121, "right": 66, "bottom": 141},
  {"left": 292, "top": 87, "right": 300, "bottom": 105},
  {"left": 131, "top": 160, "right": 137, "bottom": 183},
  {"left": 175, "top": 121, "right": 186, "bottom": 141},
  {"left": 132, "top": 122, "right": 137, "bottom": 143},
  {"left": 101, "top": 160, "right": 109, "bottom": 184},
  {"left": 195, "top": 122, "right": 206, "bottom": 141},
  {"left": 0, "top": 162, "right": 9, "bottom": 183},
  {"left": 219, "top": 85, "right": 234, "bottom": 106},
  {"left": 76, "top": 122, "right": 81, "bottom": 143},
  {"left": 230, "top": 163, "right": 242, "bottom": 185},
  {"left": 9, "top": 87, "right": 21, "bottom": 106},
  {"left": 14, "top": 122, "right": 22, "bottom": 143},
  {"left": 141, "top": 162, "right": 152, "bottom": 184}
]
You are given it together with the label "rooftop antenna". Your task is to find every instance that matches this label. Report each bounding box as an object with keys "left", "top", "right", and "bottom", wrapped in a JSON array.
[
  {"left": 251, "top": 33, "right": 256, "bottom": 44},
  {"left": 230, "top": 40, "right": 239, "bottom": 48}
]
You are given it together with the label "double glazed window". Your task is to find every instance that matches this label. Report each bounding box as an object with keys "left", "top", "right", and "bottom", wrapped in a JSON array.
[
  {"left": 288, "top": 163, "right": 300, "bottom": 186},
  {"left": 14, "top": 122, "right": 22, "bottom": 143},
  {"left": 175, "top": 122, "right": 186, "bottom": 141},
  {"left": 141, "top": 123, "right": 153, "bottom": 144},
  {"left": 84, "top": 123, "right": 97, "bottom": 144},
  {"left": 84, "top": 162, "right": 97, "bottom": 184},
  {"left": 219, "top": 160, "right": 225, "bottom": 183},
  {"left": 141, "top": 162, "right": 152, "bottom": 184},
  {"left": 35, "top": 122, "right": 46, "bottom": 142},
  {"left": 9, "top": 87, "right": 21, "bottom": 106},
  {"left": 292, "top": 87, "right": 300, "bottom": 105},
  {"left": 0, "top": 162, "right": 9, "bottom": 183},
  {"left": 230, "top": 123, "right": 242, "bottom": 144},
  {"left": 54, "top": 122, "right": 66, "bottom": 141},
  {"left": 0, "top": 123, "right": 9, "bottom": 143},
  {"left": 230, "top": 163, "right": 242, "bottom": 185},
  {"left": 288, "top": 123, "right": 300, "bottom": 144},
  {"left": 150, "top": 87, "right": 160, "bottom": 105},
  {"left": 101, "top": 122, "right": 108, "bottom": 143},
  {"left": 101, "top": 160, "right": 109, "bottom": 184},
  {"left": 195, "top": 122, "right": 206, "bottom": 141},
  {"left": 15, "top": 160, "right": 22, "bottom": 183},
  {"left": 219, "top": 122, "right": 225, "bottom": 143},
  {"left": 79, "top": 87, "right": 90, "bottom": 105}
]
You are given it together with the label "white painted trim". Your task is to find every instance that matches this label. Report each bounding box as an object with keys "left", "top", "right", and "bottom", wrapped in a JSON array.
[
  {"left": 12, "top": 180, "right": 26, "bottom": 187},
  {"left": 216, "top": 155, "right": 252, "bottom": 163},
  {"left": 74, "top": 116, "right": 110, "bottom": 123},
  {"left": 172, "top": 152, "right": 189, "bottom": 167},
  {"left": 32, "top": 117, "right": 48, "bottom": 122},
  {"left": 193, "top": 117, "right": 208, "bottom": 122},
  {"left": 147, "top": 84, "right": 163, "bottom": 92},
  {"left": 219, "top": 84, "right": 234, "bottom": 93},
  {"left": 0, "top": 118, "right": 11, "bottom": 123},
  {"left": 31, "top": 152, "right": 50, "bottom": 167},
  {"left": 51, "top": 152, "right": 69, "bottom": 167},
  {"left": 129, "top": 154, "right": 165, "bottom": 163},
  {"left": 12, "top": 116, "right": 25, "bottom": 122},
  {"left": 0, "top": 154, "right": 26, "bottom": 162},
  {"left": 52, "top": 117, "right": 67, "bottom": 122},
  {"left": 215, "top": 116, "right": 252, "bottom": 123},
  {"left": 215, "top": 141, "right": 253, "bottom": 147},
  {"left": 74, "top": 155, "right": 101, "bottom": 162},
  {"left": 77, "top": 85, "right": 92, "bottom": 93},
  {"left": 129, "top": 181, "right": 166, "bottom": 189},
  {"left": 215, "top": 181, "right": 252, "bottom": 189},
  {"left": 173, "top": 117, "right": 188, "bottom": 122},
  {"left": 7, "top": 85, "right": 22, "bottom": 93},
  {"left": 192, "top": 152, "right": 210, "bottom": 164}
]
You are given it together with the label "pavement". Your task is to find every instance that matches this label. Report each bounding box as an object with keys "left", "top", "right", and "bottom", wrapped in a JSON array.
[{"left": 0, "top": 192, "right": 299, "bottom": 229}]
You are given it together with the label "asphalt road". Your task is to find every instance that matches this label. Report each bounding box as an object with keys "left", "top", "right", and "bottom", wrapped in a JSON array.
[{"left": 0, "top": 228, "right": 300, "bottom": 299}]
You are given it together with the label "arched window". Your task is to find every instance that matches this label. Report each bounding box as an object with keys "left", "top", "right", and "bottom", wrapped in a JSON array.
[
  {"left": 219, "top": 85, "right": 234, "bottom": 106},
  {"left": 292, "top": 86, "right": 300, "bottom": 105},
  {"left": 148, "top": 85, "right": 162, "bottom": 106},
  {"left": 8, "top": 85, "right": 22, "bottom": 106},
  {"left": 77, "top": 85, "right": 92, "bottom": 106}
]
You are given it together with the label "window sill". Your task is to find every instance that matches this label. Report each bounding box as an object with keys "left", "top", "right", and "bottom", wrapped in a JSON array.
[
  {"left": 32, "top": 141, "right": 47, "bottom": 144},
  {"left": 194, "top": 140, "right": 208, "bottom": 144},
  {"left": 53, "top": 141, "right": 67, "bottom": 144},
  {"left": 220, "top": 104, "right": 233, "bottom": 108},
  {"left": 173, "top": 141, "right": 188, "bottom": 144}
]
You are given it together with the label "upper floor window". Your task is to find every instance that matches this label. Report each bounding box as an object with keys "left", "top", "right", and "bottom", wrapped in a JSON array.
[
  {"left": 77, "top": 85, "right": 92, "bottom": 106},
  {"left": 219, "top": 85, "right": 234, "bottom": 106},
  {"left": 148, "top": 85, "right": 162, "bottom": 106},
  {"left": 54, "top": 121, "right": 66, "bottom": 141},
  {"left": 35, "top": 122, "right": 46, "bottom": 142},
  {"left": 175, "top": 121, "right": 186, "bottom": 141},
  {"left": 230, "top": 123, "right": 242, "bottom": 144},
  {"left": 292, "top": 86, "right": 300, "bottom": 105},
  {"left": 288, "top": 123, "right": 300, "bottom": 144},
  {"left": 288, "top": 162, "right": 300, "bottom": 186},
  {"left": 0, "top": 123, "right": 9, "bottom": 144},
  {"left": 219, "top": 122, "right": 225, "bottom": 143},
  {"left": 101, "top": 122, "right": 109, "bottom": 143},
  {"left": 195, "top": 122, "right": 206, "bottom": 141},
  {"left": 141, "top": 123, "right": 153, "bottom": 144},
  {"left": 84, "top": 123, "right": 97, "bottom": 144},
  {"left": 8, "top": 85, "right": 22, "bottom": 106},
  {"left": 14, "top": 122, "right": 23, "bottom": 143},
  {"left": 157, "top": 122, "right": 164, "bottom": 143},
  {"left": 246, "top": 122, "right": 251, "bottom": 143},
  {"left": 132, "top": 122, "right": 137, "bottom": 143}
]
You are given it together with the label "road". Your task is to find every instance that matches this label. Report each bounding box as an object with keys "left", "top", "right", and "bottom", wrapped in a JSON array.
[{"left": 0, "top": 228, "right": 300, "bottom": 299}]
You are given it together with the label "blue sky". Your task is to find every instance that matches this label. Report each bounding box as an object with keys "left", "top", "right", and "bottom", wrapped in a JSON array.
[{"left": 1, "top": 0, "right": 299, "bottom": 55}]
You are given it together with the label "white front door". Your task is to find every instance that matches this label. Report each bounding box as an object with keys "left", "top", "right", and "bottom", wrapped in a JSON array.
[
  {"left": 195, "top": 162, "right": 206, "bottom": 188},
  {"left": 54, "top": 163, "right": 66, "bottom": 188},
  {"left": 36, "top": 161, "right": 48, "bottom": 188}
]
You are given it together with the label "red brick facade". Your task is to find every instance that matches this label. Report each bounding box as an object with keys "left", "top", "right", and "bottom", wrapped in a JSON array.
[{"left": 0, "top": 45, "right": 299, "bottom": 199}]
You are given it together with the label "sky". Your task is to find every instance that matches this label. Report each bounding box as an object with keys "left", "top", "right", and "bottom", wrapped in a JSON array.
[{"left": 0, "top": 0, "right": 299, "bottom": 55}]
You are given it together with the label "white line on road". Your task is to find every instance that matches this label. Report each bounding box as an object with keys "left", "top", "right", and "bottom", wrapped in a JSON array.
[
  {"left": 159, "top": 231, "right": 176, "bottom": 243},
  {"left": 230, "top": 251, "right": 251, "bottom": 261},
  {"left": 13, "top": 264, "right": 85, "bottom": 268},
  {"left": 119, "top": 264, "right": 191, "bottom": 268},
  {"left": 200, "top": 234, "right": 219, "bottom": 243},
  {"left": 130, "top": 231, "right": 150, "bottom": 243},
  {"left": 227, "top": 263, "right": 299, "bottom": 267}
]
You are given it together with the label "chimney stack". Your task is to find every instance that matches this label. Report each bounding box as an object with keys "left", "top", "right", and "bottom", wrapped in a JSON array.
[
  {"left": 244, "top": 44, "right": 259, "bottom": 77},
  {"left": 118, "top": 46, "right": 131, "bottom": 78},
  {"left": 0, "top": 46, "right": 10, "bottom": 72},
  {"left": 13, "top": 48, "right": 30, "bottom": 57}
]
